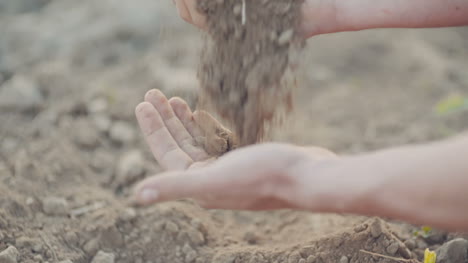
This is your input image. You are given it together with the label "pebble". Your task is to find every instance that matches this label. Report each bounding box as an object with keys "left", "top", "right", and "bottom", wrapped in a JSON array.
[
  {"left": 42, "top": 197, "right": 69, "bottom": 216},
  {"left": 73, "top": 118, "right": 100, "bottom": 148},
  {"left": 59, "top": 260, "right": 73, "bottom": 263},
  {"left": 116, "top": 150, "right": 145, "bottom": 185},
  {"left": 87, "top": 98, "right": 108, "bottom": 114},
  {"left": 0, "top": 246, "right": 19, "bottom": 263},
  {"left": 403, "top": 239, "right": 416, "bottom": 250},
  {"left": 83, "top": 238, "right": 100, "bottom": 255},
  {"left": 91, "top": 251, "right": 115, "bottom": 263},
  {"left": 369, "top": 219, "right": 383, "bottom": 238},
  {"left": 288, "top": 251, "right": 302, "bottom": 263},
  {"left": 339, "top": 256, "right": 349, "bottom": 263},
  {"left": 0, "top": 75, "right": 44, "bottom": 112},
  {"left": 119, "top": 208, "right": 137, "bottom": 221},
  {"left": 92, "top": 114, "right": 112, "bottom": 133},
  {"left": 109, "top": 121, "right": 135, "bottom": 144},
  {"left": 277, "top": 29, "right": 294, "bottom": 46},
  {"left": 436, "top": 238, "right": 468, "bottom": 263},
  {"left": 386, "top": 242, "right": 400, "bottom": 255}
]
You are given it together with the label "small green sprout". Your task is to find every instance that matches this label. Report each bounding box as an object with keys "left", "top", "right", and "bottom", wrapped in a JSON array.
[{"left": 424, "top": 248, "right": 437, "bottom": 263}]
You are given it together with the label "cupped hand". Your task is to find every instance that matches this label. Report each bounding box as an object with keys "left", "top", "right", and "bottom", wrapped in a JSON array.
[{"left": 134, "top": 89, "right": 337, "bottom": 210}]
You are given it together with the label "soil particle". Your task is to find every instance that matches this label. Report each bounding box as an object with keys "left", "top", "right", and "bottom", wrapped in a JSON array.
[
  {"left": 0, "top": 246, "right": 19, "bottom": 263},
  {"left": 339, "top": 255, "right": 349, "bottom": 263},
  {"left": 369, "top": 218, "right": 384, "bottom": 238},
  {"left": 42, "top": 197, "right": 69, "bottom": 216},
  {"left": 91, "top": 251, "right": 115, "bottom": 263},
  {"left": 404, "top": 239, "right": 416, "bottom": 250},
  {"left": 109, "top": 121, "right": 136, "bottom": 145},
  {"left": 0, "top": 75, "right": 44, "bottom": 112},
  {"left": 115, "top": 150, "right": 145, "bottom": 186},
  {"left": 436, "top": 238, "right": 468, "bottom": 263},
  {"left": 289, "top": 251, "right": 303, "bottom": 263},
  {"left": 197, "top": 0, "right": 304, "bottom": 146},
  {"left": 386, "top": 241, "right": 400, "bottom": 255}
]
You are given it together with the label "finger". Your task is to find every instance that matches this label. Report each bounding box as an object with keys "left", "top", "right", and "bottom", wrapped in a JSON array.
[
  {"left": 174, "top": 0, "right": 193, "bottom": 24},
  {"left": 169, "top": 97, "right": 203, "bottom": 138},
  {"left": 135, "top": 102, "right": 193, "bottom": 170},
  {"left": 185, "top": 0, "right": 207, "bottom": 29},
  {"left": 169, "top": 97, "right": 210, "bottom": 161},
  {"left": 134, "top": 169, "right": 210, "bottom": 205},
  {"left": 145, "top": 90, "right": 208, "bottom": 161}
]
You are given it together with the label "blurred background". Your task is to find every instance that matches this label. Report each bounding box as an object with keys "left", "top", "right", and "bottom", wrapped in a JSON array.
[{"left": 0, "top": 1, "right": 468, "bottom": 262}]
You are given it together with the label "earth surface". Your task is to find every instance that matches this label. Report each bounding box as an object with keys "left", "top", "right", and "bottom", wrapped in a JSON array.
[{"left": 1, "top": 1, "right": 468, "bottom": 262}]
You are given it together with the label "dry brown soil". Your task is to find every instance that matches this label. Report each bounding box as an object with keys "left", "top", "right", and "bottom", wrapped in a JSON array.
[{"left": 1, "top": 1, "right": 468, "bottom": 262}]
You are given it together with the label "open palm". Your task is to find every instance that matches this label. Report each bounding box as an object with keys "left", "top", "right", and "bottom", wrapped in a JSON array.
[{"left": 135, "top": 89, "right": 232, "bottom": 171}]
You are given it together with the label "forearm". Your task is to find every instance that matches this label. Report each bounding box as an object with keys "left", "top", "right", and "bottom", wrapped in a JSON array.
[
  {"left": 296, "top": 135, "right": 468, "bottom": 231},
  {"left": 303, "top": 0, "right": 468, "bottom": 37}
]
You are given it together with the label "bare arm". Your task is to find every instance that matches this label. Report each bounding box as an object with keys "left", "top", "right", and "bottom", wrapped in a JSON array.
[
  {"left": 302, "top": 0, "right": 468, "bottom": 37},
  {"left": 292, "top": 134, "right": 468, "bottom": 231}
]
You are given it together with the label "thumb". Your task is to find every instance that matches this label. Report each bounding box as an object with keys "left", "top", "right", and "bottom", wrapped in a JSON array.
[{"left": 133, "top": 169, "right": 211, "bottom": 206}]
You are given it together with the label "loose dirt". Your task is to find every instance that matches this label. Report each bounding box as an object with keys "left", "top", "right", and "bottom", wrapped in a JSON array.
[
  {"left": 1, "top": 0, "right": 468, "bottom": 263},
  {"left": 197, "top": 0, "right": 304, "bottom": 147}
]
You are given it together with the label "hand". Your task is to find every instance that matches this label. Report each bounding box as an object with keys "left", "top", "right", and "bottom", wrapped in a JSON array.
[
  {"left": 134, "top": 89, "right": 337, "bottom": 210},
  {"left": 172, "top": 0, "right": 341, "bottom": 38}
]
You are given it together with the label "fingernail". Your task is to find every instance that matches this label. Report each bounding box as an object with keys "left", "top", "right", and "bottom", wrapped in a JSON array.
[{"left": 138, "top": 188, "right": 159, "bottom": 203}]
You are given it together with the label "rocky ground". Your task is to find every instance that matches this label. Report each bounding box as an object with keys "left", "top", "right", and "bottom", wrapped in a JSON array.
[{"left": 1, "top": 0, "right": 468, "bottom": 262}]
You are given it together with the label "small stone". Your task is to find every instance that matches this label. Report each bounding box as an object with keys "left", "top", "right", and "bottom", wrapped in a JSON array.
[
  {"left": 59, "top": 260, "right": 73, "bottom": 263},
  {"left": 277, "top": 29, "right": 294, "bottom": 46},
  {"left": 288, "top": 251, "right": 302, "bottom": 263},
  {"left": 369, "top": 219, "right": 383, "bottom": 238},
  {"left": 42, "top": 197, "right": 68, "bottom": 216},
  {"left": 92, "top": 114, "right": 112, "bottom": 133},
  {"left": 185, "top": 251, "right": 197, "bottom": 263},
  {"left": 64, "top": 232, "right": 79, "bottom": 246},
  {"left": 116, "top": 150, "right": 145, "bottom": 185},
  {"left": 306, "top": 255, "right": 316, "bottom": 263},
  {"left": 0, "top": 75, "right": 44, "bottom": 112},
  {"left": 436, "top": 238, "right": 468, "bottom": 263},
  {"left": 83, "top": 238, "right": 100, "bottom": 255},
  {"left": 25, "top": 197, "right": 35, "bottom": 206},
  {"left": 165, "top": 221, "right": 179, "bottom": 233},
  {"left": 87, "top": 98, "right": 108, "bottom": 114},
  {"left": 73, "top": 118, "right": 100, "bottom": 148},
  {"left": 33, "top": 254, "right": 43, "bottom": 261},
  {"left": 353, "top": 223, "right": 368, "bottom": 233},
  {"left": 119, "top": 208, "right": 137, "bottom": 221},
  {"left": 403, "top": 239, "right": 416, "bottom": 250},
  {"left": 0, "top": 246, "right": 19, "bottom": 263},
  {"left": 109, "top": 121, "right": 135, "bottom": 144},
  {"left": 339, "top": 256, "right": 349, "bottom": 263},
  {"left": 298, "top": 259, "right": 306, "bottom": 263},
  {"left": 91, "top": 251, "right": 115, "bottom": 263},
  {"left": 32, "top": 243, "right": 43, "bottom": 253},
  {"left": 386, "top": 242, "right": 400, "bottom": 255},
  {"left": 416, "top": 238, "right": 428, "bottom": 249},
  {"left": 243, "top": 231, "right": 259, "bottom": 244}
]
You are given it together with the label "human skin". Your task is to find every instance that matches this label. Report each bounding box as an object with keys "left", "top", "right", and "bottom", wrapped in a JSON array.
[
  {"left": 132, "top": 1, "right": 468, "bottom": 231},
  {"left": 134, "top": 90, "right": 468, "bottom": 231},
  {"left": 172, "top": 0, "right": 468, "bottom": 38}
]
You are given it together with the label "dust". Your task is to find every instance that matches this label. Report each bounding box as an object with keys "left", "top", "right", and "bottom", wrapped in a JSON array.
[{"left": 197, "top": 0, "right": 304, "bottom": 148}]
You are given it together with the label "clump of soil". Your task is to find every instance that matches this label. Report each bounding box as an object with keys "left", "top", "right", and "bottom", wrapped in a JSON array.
[{"left": 197, "top": 0, "right": 305, "bottom": 147}]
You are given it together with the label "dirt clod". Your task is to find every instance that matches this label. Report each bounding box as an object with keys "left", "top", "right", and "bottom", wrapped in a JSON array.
[
  {"left": 0, "top": 246, "right": 19, "bottom": 263},
  {"left": 91, "top": 251, "right": 115, "bottom": 263},
  {"left": 197, "top": 0, "right": 304, "bottom": 147},
  {"left": 42, "top": 197, "right": 69, "bottom": 216},
  {"left": 436, "top": 238, "right": 468, "bottom": 263}
]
